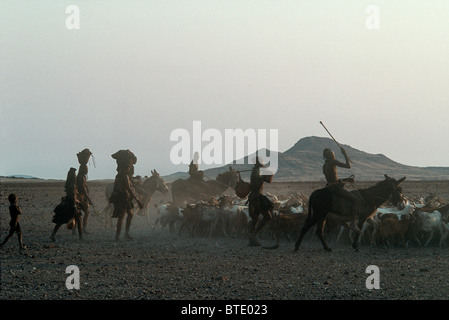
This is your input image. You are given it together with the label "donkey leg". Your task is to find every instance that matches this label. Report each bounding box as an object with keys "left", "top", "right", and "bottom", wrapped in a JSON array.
[
  {"left": 352, "top": 232, "right": 361, "bottom": 251},
  {"left": 294, "top": 217, "right": 316, "bottom": 252},
  {"left": 178, "top": 222, "right": 185, "bottom": 236},
  {"left": 316, "top": 219, "right": 332, "bottom": 252},
  {"left": 424, "top": 230, "right": 434, "bottom": 247},
  {"left": 351, "top": 220, "right": 365, "bottom": 251}
]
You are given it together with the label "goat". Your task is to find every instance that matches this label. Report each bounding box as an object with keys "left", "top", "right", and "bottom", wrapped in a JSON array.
[
  {"left": 154, "top": 203, "right": 183, "bottom": 232},
  {"left": 180, "top": 203, "right": 218, "bottom": 237},
  {"left": 270, "top": 212, "right": 308, "bottom": 245},
  {"left": 361, "top": 203, "right": 415, "bottom": 247},
  {"left": 378, "top": 213, "right": 412, "bottom": 248},
  {"left": 220, "top": 205, "right": 249, "bottom": 238},
  {"left": 409, "top": 209, "right": 443, "bottom": 247}
]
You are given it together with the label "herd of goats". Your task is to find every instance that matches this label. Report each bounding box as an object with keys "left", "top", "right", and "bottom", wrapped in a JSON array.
[{"left": 100, "top": 180, "right": 449, "bottom": 250}]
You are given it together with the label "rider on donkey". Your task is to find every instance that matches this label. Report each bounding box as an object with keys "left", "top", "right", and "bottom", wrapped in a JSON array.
[
  {"left": 322, "top": 146, "right": 362, "bottom": 234},
  {"left": 187, "top": 151, "right": 209, "bottom": 195},
  {"left": 188, "top": 152, "right": 204, "bottom": 182}
]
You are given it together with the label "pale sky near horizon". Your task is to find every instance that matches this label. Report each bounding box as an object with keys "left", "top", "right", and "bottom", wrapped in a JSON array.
[{"left": 1, "top": 0, "right": 448, "bottom": 180}]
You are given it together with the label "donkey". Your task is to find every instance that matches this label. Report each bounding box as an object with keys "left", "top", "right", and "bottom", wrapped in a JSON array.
[
  {"left": 171, "top": 169, "right": 239, "bottom": 206},
  {"left": 294, "top": 174, "right": 406, "bottom": 252},
  {"left": 138, "top": 170, "right": 169, "bottom": 221}
]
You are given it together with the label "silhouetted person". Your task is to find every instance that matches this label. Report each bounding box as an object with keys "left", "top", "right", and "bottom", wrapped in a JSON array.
[
  {"left": 188, "top": 152, "right": 205, "bottom": 183},
  {"left": 1, "top": 194, "right": 27, "bottom": 250},
  {"left": 322, "top": 147, "right": 361, "bottom": 233},
  {"left": 76, "top": 148, "right": 94, "bottom": 233},
  {"left": 109, "top": 149, "right": 143, "bottom": 241},
  {"left": 248, "top": 157, "right": 274, "bottom": 246},
  {"left": 50, "top": 167, "right": 83, "bottom": 241},
  {"left": 187, "top": 152, "right": 209, "bottom": 199}
]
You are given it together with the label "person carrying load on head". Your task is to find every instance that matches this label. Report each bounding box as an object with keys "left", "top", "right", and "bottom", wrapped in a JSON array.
[
  {"left": 50, "top": 167, "right": 83, "bottom": 241},
  {"left": 76, "top": 148, "right": 94, "bottom": 233},
  {"left": 109, "top": 149, "right": 143, "bottom": 241}
]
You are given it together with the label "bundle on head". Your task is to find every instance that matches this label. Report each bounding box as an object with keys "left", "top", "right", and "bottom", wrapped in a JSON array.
[
  {"left": 77, "top": 148, "right": 93, "bottom": 165},
  {"left": 111, "top": 149, "right": 137, "bottom": 169}
]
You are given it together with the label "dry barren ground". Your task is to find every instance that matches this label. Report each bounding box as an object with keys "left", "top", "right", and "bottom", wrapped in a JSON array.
[{"left": 1, "top": 179, "right": 449, "bottom": 308}]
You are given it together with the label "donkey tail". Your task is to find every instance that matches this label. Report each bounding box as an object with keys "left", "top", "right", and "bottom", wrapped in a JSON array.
[{"left": 305, "top": 191, "right": 315, "bottom": 222}]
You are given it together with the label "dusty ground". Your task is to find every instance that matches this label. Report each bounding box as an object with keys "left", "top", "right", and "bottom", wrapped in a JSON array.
[{"left": 1, "top": 178, "right": 449, "bottom": 307}]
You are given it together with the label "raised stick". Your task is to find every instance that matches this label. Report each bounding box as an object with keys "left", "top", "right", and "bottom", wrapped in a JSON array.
[{"left": 320, "top": 121, "right": 352, "bottom": 163}]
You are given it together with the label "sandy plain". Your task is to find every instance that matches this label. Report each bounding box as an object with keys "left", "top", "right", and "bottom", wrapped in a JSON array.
[{"left": 1, "top": 179, "right": 448, "bottom": 308}]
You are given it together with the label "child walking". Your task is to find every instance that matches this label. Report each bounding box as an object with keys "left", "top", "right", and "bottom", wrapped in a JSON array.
[{"left": 1, "top": 193, "right": 27, "bottom": 250}]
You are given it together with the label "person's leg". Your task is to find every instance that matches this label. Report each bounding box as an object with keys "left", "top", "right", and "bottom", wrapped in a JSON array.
[
  {"left": 125, "top": 210, "right": 134, "bottom": 239},
  {"left": 331, "top": 187, "right": 361, "bottom": 234},
  {"left": 346, "top": 192, "right": 362, "bottom": 233},
  {"left": 82, "top": 206, "right": 90, "bottom": 233},
  {"left": 75, "top": 214, "right": 83, "bottom": 240},
  {"left": 247, "top": 200, "right": 262, "bottom": 246},
  {"left": 248, "top": 203, "right": 257, "bottom": 233},
  {"left": 254, "top": 195, "right": 273, "bottom": 237},
  {"left": 254, "top": 211, "right": 271, "bottom": 235},
  {"left": 115, "top": 214, "right": 125, "bottom": 241},
  {"left": 50, "top": 224, "right": 62, "bottom": 242},
  {"left": 1, "top": 228, "right": 15, "bottom": 247},
  {"left": 18, "top": 231, "right": 26, "bottom": 249}
]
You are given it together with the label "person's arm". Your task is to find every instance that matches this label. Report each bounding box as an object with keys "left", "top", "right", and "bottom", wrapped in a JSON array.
[
  {"left": 79, "top": 180, "right": 93, "bottom": 205},
  {"left": 84, "top": 184, "right": 94, "bottom": 205},
  {"left": 127, "top": 176, "right": 144, "bottom": 209},
  {"left": 84, "top": 182, "right": 93, "bottom": 205},
  {"left": 333, "top": 147, "right": 351, "bottom": 169},
  {"left": 12, "top": 205, "right": 22, "bottom": 226}
]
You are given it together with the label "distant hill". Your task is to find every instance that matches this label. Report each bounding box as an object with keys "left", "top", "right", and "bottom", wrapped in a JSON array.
[
  {"left": 167, "top": 136, "right": 449, "bottom": 182},
  {"left": 162, "top": 171, "right": 190, "bottom": 183},
  {"left": 275, "top": 136, "right": 449, "bottom": 181},
  {"left": 4, "top": 175, "right": 40, "bottom": 179}
]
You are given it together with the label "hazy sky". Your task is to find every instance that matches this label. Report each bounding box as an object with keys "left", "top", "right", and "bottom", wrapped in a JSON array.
[{"left": 1, "top": 0, "right": 448, "bottom": 180}]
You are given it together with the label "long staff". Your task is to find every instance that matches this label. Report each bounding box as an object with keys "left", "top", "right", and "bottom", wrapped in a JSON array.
[{"left": 320, "top": 121, "right": 352, "bottom": 163}]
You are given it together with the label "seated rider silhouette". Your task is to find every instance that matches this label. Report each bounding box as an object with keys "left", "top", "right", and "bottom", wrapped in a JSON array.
[
  {"left": 187, "top": 152, "right": 208, "bottom": 196},
  {"left": 188, "top": 152, "right": 204, "bottom": 182},
  {"left": 323, "top": 147, "right": 361, "bottom": 234}
]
